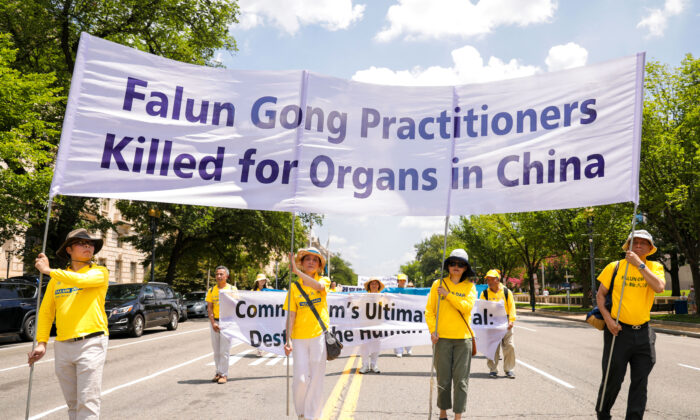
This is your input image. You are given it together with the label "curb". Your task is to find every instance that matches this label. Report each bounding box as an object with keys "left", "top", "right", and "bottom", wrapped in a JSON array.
[{"left": 517, "top": 309, "right": 700, "bottom": 339}]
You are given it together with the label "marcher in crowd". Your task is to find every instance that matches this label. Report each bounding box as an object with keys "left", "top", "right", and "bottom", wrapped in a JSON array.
[
  {"left": 329, "top": 280, "right": 339, "bottom": 292},
  {"left": 595, "top": 230, "right": 665, "bottom": 420},
  {"left": 206, "top": 266, "right": 236, "bottom": 384},
  {"left": 253, "top": 273, "right": 270, "bottom": 291},
  {"left": 284, "top": 247, "right": 331, "bottom": 420},
  {"left": 688, "top": 286, "right": 697, "bottom": 315},
  {"left": 481, "top": 269, "right": 517, "bottom": 379},
  {"left": 407, "top": 281, "right": 415, "bottom": 288},
  {"left": 426, "top": 249, "right": 477, "bottom": 420},
  {"left": 394, "top": 273, "right": 413, "bottom": 357},
  {"left": 360, "top": 277, "right": 384, "bottom": 374},
  {"left": 28, "top": 229, "right": 109, "bottom": 419}
]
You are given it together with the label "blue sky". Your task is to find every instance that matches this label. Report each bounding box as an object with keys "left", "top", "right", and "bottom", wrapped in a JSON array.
[{"left": 219, "top": 0, "right": 699, "bottom": 277}]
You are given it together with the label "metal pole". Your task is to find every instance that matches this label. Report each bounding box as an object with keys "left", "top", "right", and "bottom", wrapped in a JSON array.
[
  {"left": 541, "top": 262, "right": 545, "bottom": 292},
  {"left": 275, "top": 260, "right": 279, "bottom": 290},
  {"left": 588, "top": 215, "right": 596, "bottom": 305},
  {"left": 25, "top": 198, "right": 53, "bottom": 420},
  {"left": 5, "top": 249, "right": 10, "bottom": 279},
  {"left": 286, "top": 212, "right": 296, "bottom": 417},
  {"left": 150, "top": 216, "right": 156, "bottom": 281},
  {"left": 428, "top": 215, "right": 450, "bottom": 419},
  {"left": 598, "top": 205, "right": 638, "bottom": 413}
]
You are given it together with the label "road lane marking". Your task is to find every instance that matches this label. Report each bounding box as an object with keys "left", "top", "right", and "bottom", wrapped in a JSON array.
[
  {"left": 249, "top": 352, "right": 275, "bottom": 365},
  {"left": 516, "top": 360, "right": 575, "bottom": 389},
  {"left": 338, "top": 361, "right": 364, "bottom": 419},
  {"left": 0, "top": 339, "right": 55, "bottom": 352},
  {"left": 205, "top": 346, "right": 249, "bottom": 366},
  {"left": 29, "top": 352, "right": 214, "bottom": 420},
  {"left": 679, "top": 363, "right": 700, "bottom": 371},
  {"left": 108, "top": 327, "right": 209, "bottom": 350},
  {"left": 266, "top": 356, "right": 285, "bottom": 366},
  {"left": 1, "top": 328, "right": 210, "bottom": 373},
  {"left": 321, "top": 354, "right": 358, "bottom": 420},
  {"left": 516, "top": 325, "right": 536, "bottom": 332}
]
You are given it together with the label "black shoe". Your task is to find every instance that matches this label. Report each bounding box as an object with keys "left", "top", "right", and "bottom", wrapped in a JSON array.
[{"left": 489, "top": 371, "right": 498, "bottom": 378}]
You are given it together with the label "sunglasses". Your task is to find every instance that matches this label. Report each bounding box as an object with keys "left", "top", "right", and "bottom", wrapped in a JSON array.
[
  {"left": 71, "top": 240, "right": 95, "bottom": 248},
  {"left": 448, "top": 260, "right": 467, "bottom": 268}
]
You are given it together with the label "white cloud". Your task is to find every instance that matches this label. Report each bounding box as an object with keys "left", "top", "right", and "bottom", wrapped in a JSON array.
[
  {"left": 637, "top": 0, "right": 686, "bottom": 38},
  {"left": 352, "top": 45, "right": 540, "bottom": 86},
  {"left": 328, "top": 234, "right": 348, "bottom": 246},
  {"left": 376, "top": 0, "right": 557, "bottom": 42},
  {"left": 238, "top": 0, "right": 365, "bottom": 34},
  {"left": 545, "top": 42, "right": 588, "bottom": 72}
]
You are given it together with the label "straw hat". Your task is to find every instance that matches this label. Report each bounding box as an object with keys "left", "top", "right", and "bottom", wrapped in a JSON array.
[
  {"left": 255, "top": 273, "right": 268, "bottom": 283},
  {"left": 56, "top": 229, "right": 103, "bottom": 260},
  {"left": 295, "top": 247, "right": 327, "bottom": 274},
  {"left": 365, "top": 277, "right": 385, "bottom": 292},
  {"left": 622, "top": 230, "right": 657, "bottom": 256}
]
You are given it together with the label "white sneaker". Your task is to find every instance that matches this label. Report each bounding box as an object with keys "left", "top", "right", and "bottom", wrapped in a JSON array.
[
  {"left": 359, "top": 365, "right": 370, "bottom": 374},
  {"left": 406, "top": 349, "right": 413, "bottom": 356},
  {"left": 255, "top": 349, "right": 263, "bottom": 357},
  {"left": 395, "top": 353, "right": 403, "bottom": 358},
  {"left": 371, "top": 365, "right": 381, "bottom": 374}
]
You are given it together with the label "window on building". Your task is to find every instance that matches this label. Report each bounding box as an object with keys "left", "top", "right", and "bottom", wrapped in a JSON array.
[
  {"left": 100, "top": 199, "right": 110, "bottom": 214},
  {"left": 115, "top": 260, "right": 122, "bottom": 283},
  {"left": 130, "top": 262, "right": 136, "bottom": 282},
  {"left": 117, "top": 233, "right": 124, "bottom": 248}
]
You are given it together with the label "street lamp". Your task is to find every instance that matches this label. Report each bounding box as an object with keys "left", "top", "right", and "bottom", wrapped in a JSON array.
[
  {"left": 148, "top": 208, "right": 161, "bottom": 281},
  {"left": 585, "top": 207, "right": 596, "bottom": 304}
]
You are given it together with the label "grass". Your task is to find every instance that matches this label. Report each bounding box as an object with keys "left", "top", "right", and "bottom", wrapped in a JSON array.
[
  {"left": 650, "top": 313, "right": 700, "bottom": 324},
  {"left": 515, "top": 303, "right": 590, "bottom": 313}
]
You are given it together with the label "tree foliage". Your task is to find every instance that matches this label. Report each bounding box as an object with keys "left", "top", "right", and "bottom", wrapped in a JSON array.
[{"left": 329, "top": 254, "right": 357, "bottom": 286}]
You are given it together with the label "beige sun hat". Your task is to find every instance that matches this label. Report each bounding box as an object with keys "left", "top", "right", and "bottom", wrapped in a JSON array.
[
  {"left": 365, "top": 277, "right": 385, "bottom": 292},
  {"left": 622, "top": 230, "right": 657, "bottom": 256},
  {"left": 295, "top": 247, "right": 327, "bottom": 274},
  {"left": 56, "top": 228, "right": 103, "bottom": 260}
]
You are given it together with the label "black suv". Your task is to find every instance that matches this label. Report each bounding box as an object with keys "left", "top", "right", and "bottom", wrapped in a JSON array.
[
  {"left": 106, "top": 282, "right": 180, "bottom": 337},
  {"left": 0, "top": 275, "right": 44, "bottom": 341}
]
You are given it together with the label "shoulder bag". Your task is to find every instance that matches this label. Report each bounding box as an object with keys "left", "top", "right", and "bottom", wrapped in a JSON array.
[{"left": 585, "top": 261, "right": 620, "bottom": 330}]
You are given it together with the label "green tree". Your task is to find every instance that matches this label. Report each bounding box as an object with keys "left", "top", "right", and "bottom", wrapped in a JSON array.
[
  {"left": 402, "top": 232, "right": 464, "bottom": 286},
  {"left": 453, "top": 215, "right": 520, "bottom": 282},
  {"left": 329, "top": 254, "right": 357, "bottom": 286},
  {"left": 640, "top": 56, "right": 699, "bottom": 298},
  {"left": 116, "top": 201, "right": 309, "bottom": 285},
  {"left": 0, "top": 0, "right": 240, "bottom": 268},
  {"left": 399, "top": 260, "right": 424, "bottom": 287}
]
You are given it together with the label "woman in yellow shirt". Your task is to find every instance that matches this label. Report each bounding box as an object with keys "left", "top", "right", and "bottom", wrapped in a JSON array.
[
  {"left": 359, "top": 277, "right": 384, "bottom": 374},
  {"left": 425, "top": 249, "right": 477, "bottom": 420},
  {"left": 283, "top": 247, "right": 330, "bottom": 420}
]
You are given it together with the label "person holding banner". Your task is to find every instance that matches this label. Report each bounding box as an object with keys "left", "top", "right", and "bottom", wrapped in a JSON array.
[
  {"left": 206, "top": 266, "right": 236, "bottom": 384},
  {"left": 253, "top": 273, "right": 270, "bottom": 291},
  {"left": 359, "top": 277, "right": 385, "bottom": 374},
  {"left": 481, "top": 269, "right": 517, "bottom": 379},
  {"left": 28, "top": 229, "right": 109, "bottom": 420},
  {"left": 283, "top": 247, "right": 331, "bottom": 420},
  {"left": 595, "top": 230, "right": 665, "bottom": 420},
  {"left": 394, "top": 273, "right": 413, "bottom": 357},
  {"left": 426, "top": 249, "right": 478, "bottom": 420}
]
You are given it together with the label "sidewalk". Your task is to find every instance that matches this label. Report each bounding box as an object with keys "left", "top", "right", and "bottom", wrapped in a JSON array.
[{"left": 517, "top": 307, "right": 700, "bottom": 339}]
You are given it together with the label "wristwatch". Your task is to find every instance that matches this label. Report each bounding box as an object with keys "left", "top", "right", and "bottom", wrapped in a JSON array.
[{"left": 638, "top": 263, "right": 646, "bottom": 270}]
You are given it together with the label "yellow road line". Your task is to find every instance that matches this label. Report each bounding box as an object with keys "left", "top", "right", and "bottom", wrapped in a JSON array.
[
  {"left": 337, "top": 361, "right": 364, "bottom": 420},
  {"left": 321, "top": 353, "right": 358, "bottom": 420}
]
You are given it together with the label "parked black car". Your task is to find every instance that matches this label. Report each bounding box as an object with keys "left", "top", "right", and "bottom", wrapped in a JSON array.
[
  {"left": 0, "top": 275, "right": 45, "bottom": 341},
  {"left": 106, "top": 282, "right": 180, "bottom": 337},
  {"left": 183, "top": 291, "right": 207, "bottom": 317}
]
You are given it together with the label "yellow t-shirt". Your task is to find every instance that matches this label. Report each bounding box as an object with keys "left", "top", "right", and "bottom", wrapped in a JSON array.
[
  {"left": 206, "top": 283, "right": 236, "bottom": 318},
  {"left": 480, "top": 284, "right": 516, "bottom": 322},
  {"left": 284, "top": 275, "right": 330, "bottom": 339},
  {"left": 425, "top": 277, "right": 477, "bottom": 339},
  {"left": 37, "top": 264, "right": 110, "bottom": 342},
  {"left": 598, "top": 260, "right": 665, "bottom": 325}
]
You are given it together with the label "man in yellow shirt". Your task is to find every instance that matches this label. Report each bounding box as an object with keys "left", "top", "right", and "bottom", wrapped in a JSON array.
[
  {"left": 394, "top": 273, "right": 413, "bottom": 357},
  {"left": 595, "top": 230, "right": 665, "bottom": 420},
  {"left": 481, "top": 269, "right": 517, "bottom": 379},
  {"left": 28, "top": 228, "right": 109, "bottom": 420},
  {"left": 206, "top": 266, "right": 236, "bottom": 384}
]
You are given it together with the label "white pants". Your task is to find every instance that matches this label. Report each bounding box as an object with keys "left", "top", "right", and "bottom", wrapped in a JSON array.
[
  {"left": 54, "top": 334, "right": 108, "bottom": 420},
  {"left": 361, "top": 340, "right": 381, "bottom": 367},
  {"left": 210, "top": 325, "right": 232, "bottom": 376},
  {"left": 292, "top": 335, "right": 327, "bottom": 420}
]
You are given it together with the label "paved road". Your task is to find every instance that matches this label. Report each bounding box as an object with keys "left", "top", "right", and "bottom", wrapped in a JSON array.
[{"left": 1, "top": 315, "right": 699, "bottom": 419}]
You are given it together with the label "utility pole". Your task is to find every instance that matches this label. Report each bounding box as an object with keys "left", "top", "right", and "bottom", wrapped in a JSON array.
[{"left": 587, "top": 208, "right": 596, "bottom": 303}]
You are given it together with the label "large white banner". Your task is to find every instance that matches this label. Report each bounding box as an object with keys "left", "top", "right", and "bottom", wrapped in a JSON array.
[
  {"left": 50, "top": 33, "right": 644, "bottom": 216},
  {"left": 219, "top": 290, "right": 508, "bottom": 360}
]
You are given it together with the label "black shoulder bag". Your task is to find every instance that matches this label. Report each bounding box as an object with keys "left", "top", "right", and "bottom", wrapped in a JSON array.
[
  {"left": 586, "top": 261, "right": 620, "bottom": 330},
  {"left": 293, "top": 282, "right": 343, "bottom": 361}
]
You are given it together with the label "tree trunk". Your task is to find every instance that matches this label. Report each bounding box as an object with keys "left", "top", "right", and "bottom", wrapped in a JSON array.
[
  {"left": 528, "top": 270, "right": 536, "bottom": 312},
  {"left": 164, "top": 230, "right": 185, "bottom": 284},
  {"left": 669, "top": 251, "right": 680, "bottom": 297}
]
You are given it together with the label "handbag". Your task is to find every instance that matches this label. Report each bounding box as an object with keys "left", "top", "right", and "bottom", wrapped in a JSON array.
[
  {"left": 585, "top": 261, "right": 619, "bottom": 330},
  {"left": 294, "top": 282, "right": 343, "bottom": 361},
  {"left": 441, "top": 281, "right": 477, "bottom": 356}
]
